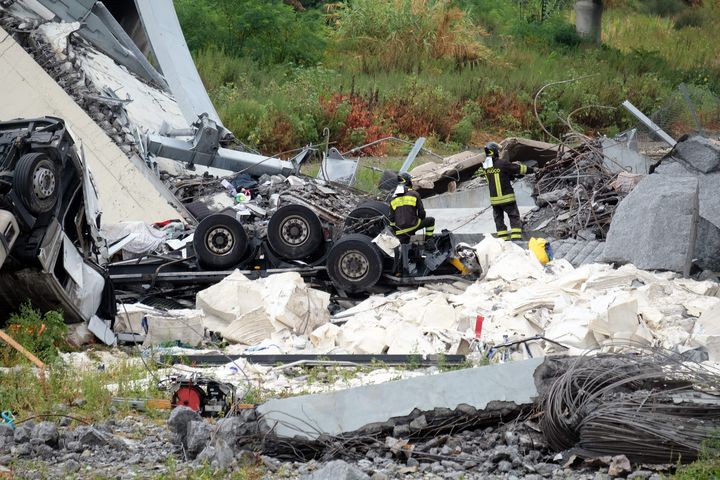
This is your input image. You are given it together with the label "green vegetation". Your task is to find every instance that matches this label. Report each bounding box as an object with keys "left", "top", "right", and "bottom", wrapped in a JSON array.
[
  {"left": 0, "top": 359, "right": 164, "bottom": 420},
  {"left": 175, "top": 0, "right": 720, "bottom": 158},
  {"left": 0, "top": 302, "right": 67, "bottom": 364},
  {"left": 671, "top": 433, "right": 720, "bottom": 480}
]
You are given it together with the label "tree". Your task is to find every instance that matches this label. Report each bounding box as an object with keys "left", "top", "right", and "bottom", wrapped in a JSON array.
[{"left": 574, "top": 0, "right": 602, "bottom": 44}]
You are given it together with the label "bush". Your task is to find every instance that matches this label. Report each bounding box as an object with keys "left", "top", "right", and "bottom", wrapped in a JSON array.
[
  {"left": 674, "top": 8, "right": 705, "bottom": 29},
  {"left": 637, "top": 0, "right": 687, "bottom": 17},
  {"left": 331, "top": 0, "right": 490, "bottom": 73},
  {"left": 175, "top": 0, "right": 327, "bottom": 65},
  {"left": 1, "top": 302, "right": 66, "bottom": 365}
]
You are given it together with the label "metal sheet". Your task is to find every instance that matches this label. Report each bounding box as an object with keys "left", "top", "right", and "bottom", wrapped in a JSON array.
[
  {"left": 134, "top": 0, "right": 229, "bottom": 137},
  {"left": 63, "top": 234, "right": 84, "bottom": 288}
]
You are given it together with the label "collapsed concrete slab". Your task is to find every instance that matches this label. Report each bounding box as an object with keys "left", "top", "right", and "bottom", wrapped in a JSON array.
[
  {"left": 601, "top": 174, "right": 698, "bottom": 276},
  {"left": 0, "top": 26, "right": 182, "bottom": 224},
  {"left": 256, "top": 357, "right": 544, "bottom": 440}
]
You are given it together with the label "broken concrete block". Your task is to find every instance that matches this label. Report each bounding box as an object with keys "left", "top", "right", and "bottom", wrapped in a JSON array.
[
  {"left": 694, "top": 216, "right": 720, "bottom": 272},
  {"left": 31, "top": 422, "right": 58, "bottom": 448},
  {"left": 304, "top": 460, "right": 370, "bottom": 480},
  {"left": 601, "top": 175, "right": 698, "bottom": 275},
  {"left": 309, "top": 323, "right": 341, "bottom": 350},
  {"left": 221, "top": 307, "right": 274, "bottom": 345},
  {"left": 196, "top": 271, "right": 264, "bottom": 331},
  {"left": 142, "top": 309, "right": 204, "bottom": 347},
  {"left": 196, "top": 438, "right": 235, "bottom": 470},
  {"left": 167, "top": 406, "right": 202, "bottom": 447},
  {"left": 263, "top": 273, "right": 330, "bottom": 335},
  {"left": 674, "top": 136, "right": 720, "bottom": 174},
  {"left": 186, "top": 420, "right": 211, "bottom": 458}
]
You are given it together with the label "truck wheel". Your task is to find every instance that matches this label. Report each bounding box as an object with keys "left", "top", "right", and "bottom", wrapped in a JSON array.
[
  {"left": 193, "top": 214, "right": 248, "bottom": 270},
  {"left": 344, "top": 200, "right": 391, "bottom": 237},
  {"left": 267, "top": 204, "right": 323, "bottom": 260},
  {"left": 15, "top": 153, "right": 58, "bottom": 214},
  {"left": 327, "top": 234, "right": 383, "bottom": 293}
]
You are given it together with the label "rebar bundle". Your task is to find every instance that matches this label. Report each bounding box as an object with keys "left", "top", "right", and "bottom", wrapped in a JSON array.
[
  {"left": 540, "top": 349, "right": 720, "bottom": 464},
  {"left": 530, "top": 137, "right": 625, "bottom": 239}
]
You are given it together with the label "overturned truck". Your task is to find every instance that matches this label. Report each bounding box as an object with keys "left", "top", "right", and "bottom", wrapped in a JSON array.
[
  {"left": 111, "top": 200, "right": 482, "bottom": 298},
  {"left": 0, "top": 117, "right": 114, "bottom": 322}
]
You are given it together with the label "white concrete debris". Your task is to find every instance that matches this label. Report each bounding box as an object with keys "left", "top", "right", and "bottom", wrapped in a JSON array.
[
  {"left": 193, "top": 235, "right": 720, "bottom": 362},
  {"left": 196, "top": 271, "right": 330, "bottom": 344}
]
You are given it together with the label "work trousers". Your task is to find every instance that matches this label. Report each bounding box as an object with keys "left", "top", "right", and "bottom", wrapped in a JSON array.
[
  {"left": 395, "top": 217, "right": 435, "bottom": 244},
  {"left": 492, "top": 202, "right": 522, "bottom": 240}
]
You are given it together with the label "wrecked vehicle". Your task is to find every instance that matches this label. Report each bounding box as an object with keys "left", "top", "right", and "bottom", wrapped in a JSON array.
[
  {"left": 0, "top": 117, "right": 114, "bottom": 322},
  {"left": 110, "top": 198, "right": 481, "bottom": 298}
]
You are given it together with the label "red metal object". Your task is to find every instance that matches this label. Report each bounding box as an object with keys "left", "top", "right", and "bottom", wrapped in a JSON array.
[
  {"left": 172, "top": 384, "right": 204, "bottom": 412},
  {"left": 475, "top": 315, "right": 484, "bottom": 339}
]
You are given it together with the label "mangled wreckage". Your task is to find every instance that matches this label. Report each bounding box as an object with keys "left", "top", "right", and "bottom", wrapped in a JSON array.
[{"left": 0, "top": 116, "right": 114, "bottom": 322}]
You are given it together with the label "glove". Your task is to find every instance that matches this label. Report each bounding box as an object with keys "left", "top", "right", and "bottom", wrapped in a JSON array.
[{"left": 526, "top": 166, "right": 536, "bottom": 174}]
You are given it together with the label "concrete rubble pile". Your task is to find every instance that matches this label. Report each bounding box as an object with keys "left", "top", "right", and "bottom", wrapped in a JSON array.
[{"left": 122, "top": 235, "right": 720, "bottom": 365}]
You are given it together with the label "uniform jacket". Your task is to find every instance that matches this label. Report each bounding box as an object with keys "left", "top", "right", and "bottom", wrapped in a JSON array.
[
  {"left": 476, "top": 157, "right": 529, "bottom": 205},
  {"left": 389, "top": 187, "right": 425, "bottom": 230}
]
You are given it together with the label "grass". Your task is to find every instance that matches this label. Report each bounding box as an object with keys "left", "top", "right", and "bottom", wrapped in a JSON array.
[
  {"left": 0, "top": 358, "right": 166, "bottom": 421},
  {"left": 671, "top": 432, "right": 720, "bottom": 480}
]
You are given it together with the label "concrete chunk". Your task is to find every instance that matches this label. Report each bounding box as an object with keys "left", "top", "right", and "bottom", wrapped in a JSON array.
[
  {"left": 304, "top": 460, "right": 370, "bottom": 480},
  {"left": 602, "top": 175, "right": 698, "bottom": 275},
  {"left": 674, "top": 136, "right": 720, "bottom": 174}
]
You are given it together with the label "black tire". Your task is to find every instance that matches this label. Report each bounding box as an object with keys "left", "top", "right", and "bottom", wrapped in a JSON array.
[
  {"left": 344, "top": 200, "right": 391, "bottom": 237},
  {"left": 185, "top": 201, "right": 212, "bottom": 221},
  {"left": 327, "top": 233, "right": 383, "bottom": 293},
  {"left": 193, "top": 214, "right": 248, "bottom": 270},
  {"left": 267, "top": 204, "right": 323, "bottom": 260},
  {"left": 15, "top": 152, "right": 59, "bottom": 214}
]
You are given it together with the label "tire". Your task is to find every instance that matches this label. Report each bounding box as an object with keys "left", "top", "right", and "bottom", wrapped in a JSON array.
[
  {"left": 267, "top": 204, "right": 323, "bottom": 260},
  {"left": 344, "top": 200, "right": 391, "bottom": 237},
  {"left": 15, "top": 153, "right": 59, "bottom": 214},
  {"left": 193, "top": 214, "right": 248, "bottom": 270},
  {"left": 327, "top": 233, "right": 383, "bottom": 293},
  {"left": 185, "top": 201, "right": 212, "bottom": 221}
]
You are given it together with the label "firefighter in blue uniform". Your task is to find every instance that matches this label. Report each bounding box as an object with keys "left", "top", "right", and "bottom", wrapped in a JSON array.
[
  {"left": 389, "top": 173, "right": 435, "bottom": 247},
  {"left": 476, "top": 142, "right": 535, "bottom": 241}
]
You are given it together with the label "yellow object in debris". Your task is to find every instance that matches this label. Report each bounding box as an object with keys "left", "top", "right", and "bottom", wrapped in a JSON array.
[
  {"left": 529, "top": 237, "right": 551, "bottom": 265},
  {"left": 449, "top": 257, "right": 469, "bottom": 275}
]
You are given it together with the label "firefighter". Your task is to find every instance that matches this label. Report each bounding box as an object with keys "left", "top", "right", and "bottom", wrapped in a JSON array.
[
  {"left": 475, "top": 142, "right": 535, "bottom": 241},
  {"left": 389, "top": 173, "right": 435, "bottom": 246}
]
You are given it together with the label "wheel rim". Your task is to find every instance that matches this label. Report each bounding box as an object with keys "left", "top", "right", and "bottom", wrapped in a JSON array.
[
  {"left": 206, "top": 227, "right": 234, "bottom": 255},
  {"left": 279, "top": 215, "right": 309, "bottom": 247},
  {"left": 32, "top": 165, "right": 55, "bottom": 199},
  {"left": 338, "top": 249, "right": 369, "bottom": 282}
]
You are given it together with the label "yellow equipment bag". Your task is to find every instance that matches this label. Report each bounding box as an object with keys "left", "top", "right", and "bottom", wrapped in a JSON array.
[{"left": 529, "top": 237, "right": 552, "bottom": 265}]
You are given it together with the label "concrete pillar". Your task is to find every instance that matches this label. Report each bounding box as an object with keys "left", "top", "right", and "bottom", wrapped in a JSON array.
[{"left": 575, "top": 0, "right": 603, "bottom": 44}]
